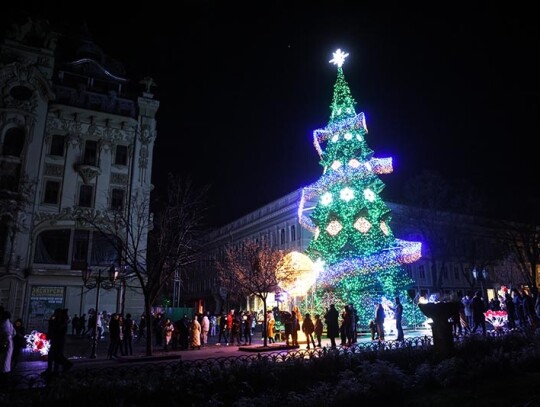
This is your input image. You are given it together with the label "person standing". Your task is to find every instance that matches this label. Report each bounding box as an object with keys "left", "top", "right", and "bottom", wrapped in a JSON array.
[
  {"left": 189, "top": 315, "right": 201, "bottom": 350},
  {"left": 216, "top": 313, "right": 228, "bottom": 345},
  {"left": 201, "top": 312, "right": 210, "bottom": 347},
  {"left": 163, "top": 318, "right": 174, "bottom": 351},
  {"left": 178, "top": 314, "right": 190, "bottom": 350},
  {"left": 267, "top": 311, "right": 276, "bottom": 344},
  {"left": 392, "top": 297, "right": 404, "bottom": 341},
  {"left": 71, "top": 314, "right": 79, "bottom": 336},
  {"left": 302, "top": 313, "right": 316, "bottom": 349},
  {"left": 210, "top": 314, "right": 217, "bottom": 337},
  {"left": 369, "top": 320, "right": 377, "bottom": 340},
  {"left": 462, "top": 294, "right": 473, "bottom": 328},
  {"left": 375, "top": 303, "right": 386, "bottom": 341},
  {"left": 11, "top": 318, "right": 26, "bottom": 369},
  {"left": 314, "top": 314, "right": 323, "bottom": 347},
  {"left": 243, "top": 311, "right": 253, "bottom": 345},
  {"left": 153, "top": 313, "right": 164, "bottom": 347},
  {"left": 471, "top": 291, "right": 486, "bottom": 335},
  {"left": 324, "top": 304, "right": 339, "bottom": 349},
  {"left": 135, "top": 314, "right": 146, "bottom": 343},
  {"left": 0, "top": 309, "right": 15, "bottom": 375},
  {"left": 122, "top": 313, "right": 135, "bottom": 356},
  {"left": 43, "top": 308, "right": 72, "bottom": 376},
  {"left": 107, "top": 313, "right": 122, "bottom": 359},
  {"left": 77, "top": 314, "right": 86, "bottom": 337},
  {"left": 225, "top": 311, "right": 233, "bottom": 346}
]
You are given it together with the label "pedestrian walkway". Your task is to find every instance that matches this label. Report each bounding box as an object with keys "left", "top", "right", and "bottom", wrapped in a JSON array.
[{"left": 13, "top": 327, "right": 432, "bottom": 376}]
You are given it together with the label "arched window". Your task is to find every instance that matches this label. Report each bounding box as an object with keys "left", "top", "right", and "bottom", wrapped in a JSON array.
[
  {"left": 280, "top": 228, "right": 285, "bottom": 245},
  {"left": 34, "top": 229, "right": 71, "bottom": 264},
  {"left": 290, "top": 225, "right": 296, "bottom": 241}
]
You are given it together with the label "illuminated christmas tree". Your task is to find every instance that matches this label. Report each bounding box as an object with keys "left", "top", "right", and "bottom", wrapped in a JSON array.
[{"left": 298, "top": 49, "right": 422, "bottom": 325}]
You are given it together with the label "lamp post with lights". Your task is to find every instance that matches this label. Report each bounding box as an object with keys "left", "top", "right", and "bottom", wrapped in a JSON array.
[
  {"left": 82, "top": 265, "right": 118, "bottom": 359},
  {"left": 472, "top": 268, "right": 488, "bottom": 304}
]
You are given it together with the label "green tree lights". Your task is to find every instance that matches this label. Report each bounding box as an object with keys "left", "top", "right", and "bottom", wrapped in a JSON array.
[{"left": 298, "top": 49, "right": 422, "bottom": 327}]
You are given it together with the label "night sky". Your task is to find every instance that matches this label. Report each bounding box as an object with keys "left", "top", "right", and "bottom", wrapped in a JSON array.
[{"left": 2, "top": 3, "right": 539, "bottom": 226}]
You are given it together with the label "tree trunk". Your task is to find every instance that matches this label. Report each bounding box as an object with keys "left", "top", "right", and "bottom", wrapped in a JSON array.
[{"left": 145, "top": 298, "right": 153, "bottom": 356}]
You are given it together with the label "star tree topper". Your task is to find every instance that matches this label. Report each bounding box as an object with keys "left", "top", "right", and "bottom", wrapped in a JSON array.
[{"left": 329, "top": 49, "right": 349, "bottom": 68}]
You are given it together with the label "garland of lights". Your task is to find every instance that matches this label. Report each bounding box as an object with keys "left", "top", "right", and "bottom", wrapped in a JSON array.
[{"left": 316, "top": 239, "right": 421, "bottom": 285}]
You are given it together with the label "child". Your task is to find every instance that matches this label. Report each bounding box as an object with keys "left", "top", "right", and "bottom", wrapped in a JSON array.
[
  {"left": 314, "top": 314, "right": 323, "bottom": 347},
  {"left": 369, "top": 319, "right": 377, "bottom": 340}
]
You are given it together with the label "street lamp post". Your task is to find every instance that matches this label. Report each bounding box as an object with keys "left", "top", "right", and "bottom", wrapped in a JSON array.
[
  {"left": 82, "top": 265, "right": 118, "bottom": 359},
  {"left": 472, "top": 268, "right": 489, "bottom": 304}
]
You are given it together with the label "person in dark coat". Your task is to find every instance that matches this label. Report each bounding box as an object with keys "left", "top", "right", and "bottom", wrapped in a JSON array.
[
  {"left": 302, "top": 313, "right": 316, "bottom": 349},
  {"left": 43, "top": 308, "right": 72, "bottom": 376},
  {"left": 375, "top": 303, "right": 385, "bottom": 341},
  {"left": 324, "top": 304, "right": 339, "bottom": 349},
  {"left": 471, "top": 291, "right": 486, "bottom": 335},
  {"left": 11, "top": 318, "right": 26, "bottom": 369}
]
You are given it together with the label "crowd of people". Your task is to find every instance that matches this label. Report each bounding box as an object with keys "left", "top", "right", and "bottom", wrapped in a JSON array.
[
  {"left": 3, "top": 287, "right": 539, "bottom": 377},
  {"left": 457, "top": 287, "right": 540, "bottom": 336}
]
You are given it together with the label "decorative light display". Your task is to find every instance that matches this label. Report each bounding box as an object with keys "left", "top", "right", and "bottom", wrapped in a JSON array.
[
  {"left": 484, "top": 310, "right": 508, "bottom": 330},
  {"left": 298, "top": 49, "right": 422, "bottom": 326},
  {"left": 25, "top": 330, "right": 50, "bottom": 356}
]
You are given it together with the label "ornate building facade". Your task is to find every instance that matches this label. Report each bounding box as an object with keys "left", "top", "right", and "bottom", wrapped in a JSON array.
[
  {"left": 0, "top": 18, "right": 158, "bottom": 331},
  {"left": 184, "top": 188, "right": 507, "bottom": 318}
]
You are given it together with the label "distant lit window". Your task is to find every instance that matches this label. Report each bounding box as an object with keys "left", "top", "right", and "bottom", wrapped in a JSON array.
[{"left": 43, "top": 180, "right": 61, "bottom": 204}]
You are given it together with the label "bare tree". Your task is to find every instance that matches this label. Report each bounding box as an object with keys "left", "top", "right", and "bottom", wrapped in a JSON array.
[
  {"left": 77, "top": 173, "right": 209, "bottom": 356},
  {"left": 497, "top": 216, "right": 540, "bottom": 297},
  {"left": 216, "top": 239, "right": 295, "bottom": 347}
]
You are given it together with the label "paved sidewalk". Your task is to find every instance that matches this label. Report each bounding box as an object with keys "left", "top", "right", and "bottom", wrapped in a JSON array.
[{"left": 13, "top": 328, "right": 432, "bottom": 376}]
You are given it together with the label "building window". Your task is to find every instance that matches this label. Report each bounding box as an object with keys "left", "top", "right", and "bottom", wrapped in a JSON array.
[
  {"left": 34, "top": 229, "right": 71, "bottom": 264},
  {"left": 2, "top": 127, "right": 25, "bottom": 157},
  {"left": 72, "top": 229, "right": 90, "bottom": 269},
  {"left": 454, "top": 266, "right": 460, "bottom": 280},
  {"left": 50, "top": 135, "right": 66, "bottom": 156},
  {"left": 280, "top": 228, "right": 285, "bottom": 245},
  {"left": 419, "top": 265, "right": 426, "bottom": 279},
  {"left": 443, "top": 267, "right": 448, "bottom": 280},
  {"left": 43, "top": 180, "right": 61, "bottom": 204},
  {"left": 90, "top": 232, "right": 119, "bottom": 265},
  {"left": 78, "top": 184, "right": 94, "bottom": 207},
  {"left": 111, "top": 188, "right": 124, "bottom": 211},
  {"left": 114, "top": 145, "right": 128, "bottom": 166},
  {"left": 83, "top": 140, "right": 98, "bottom": 166},
  {"left": 0, "top": 161, "right": 20, "bottom": 192},
  {"left": 290, "top": 225, "right": 296, "bottom": 241},
  {"left": 405, "top": 264, "right": 413, "bottom": 278}
]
